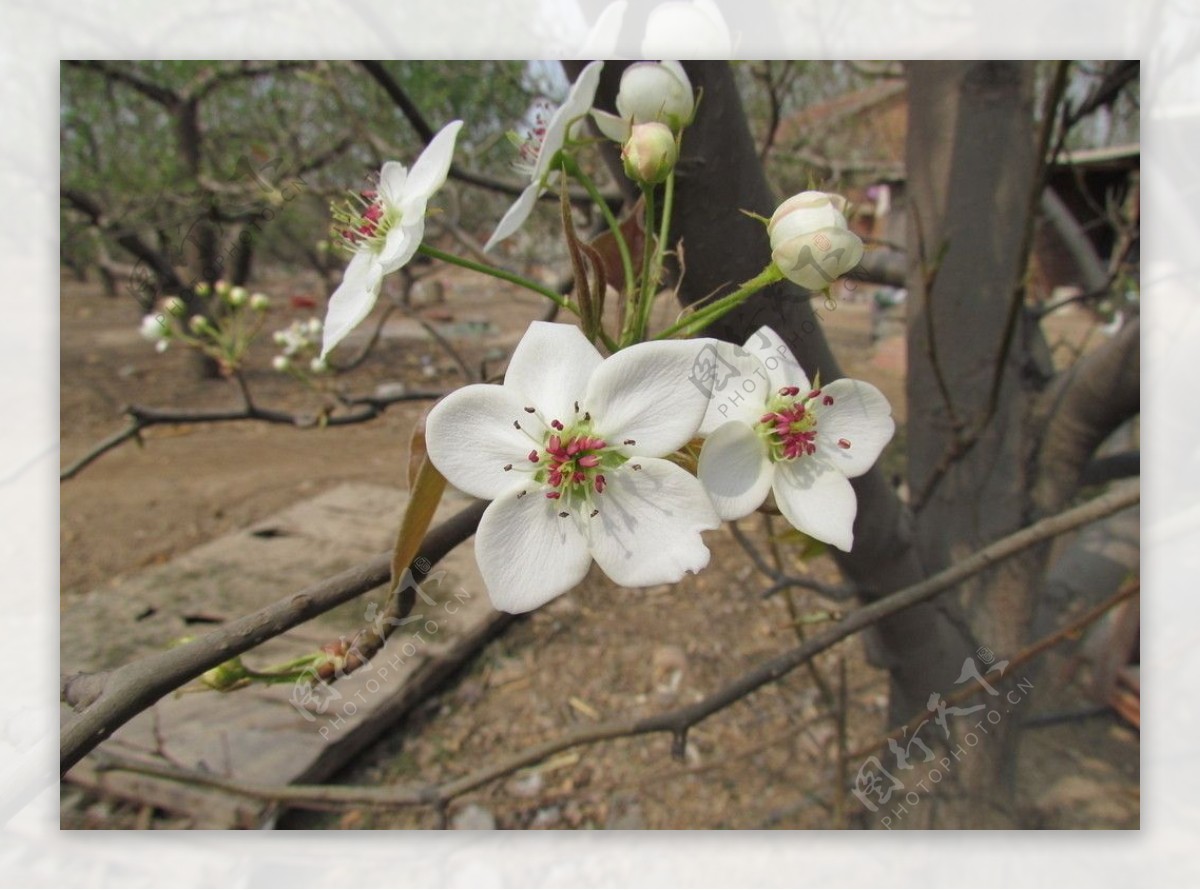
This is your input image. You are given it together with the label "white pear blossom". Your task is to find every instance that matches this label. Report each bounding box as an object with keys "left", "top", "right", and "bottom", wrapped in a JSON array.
[
  {"left": 425, "top": 321, "right": 720, "bottom": 613},
  {"left": 321, "top": 119, "right": 463, "bottom": 357},
  {"left": 768, "top": 191, "right": 864, "bottom": 292},
  {"left": 696, "top": 327, "right": 894, "bottom": 551},
  {"left": 484, "top": 61, "right": 604, "bottom": 252},
  {"left": 592, "top": 61, "right": 694, "bottom": 143}
]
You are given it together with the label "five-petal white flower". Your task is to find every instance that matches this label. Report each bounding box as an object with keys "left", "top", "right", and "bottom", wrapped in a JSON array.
[
  {"left": 321, "top": 119, "right": 463, "bottom": 358},
  {"left": 483, "top": 61, "right": 604, "bottom": 253},
  {"left": 696, "top": 326, "right": 894, "bottom": 551},
  {"left": 425, "top": 321, "right": 720, "bottom": 613}
]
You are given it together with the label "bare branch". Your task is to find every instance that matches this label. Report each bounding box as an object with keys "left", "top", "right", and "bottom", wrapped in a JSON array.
[
  {"left": 60, "top": 387, "right": 446, "bottom": 481},
  {"left": 87, "top": 485, "right": 1137, "bottom": 806},
  {"left": 60, "top": 499, "right": 488, "bottom": 774},
  {"left": 1033, "top": 318, "right": 1140, "bottom": 515},
  {"left": 65, "top": 60, "right": 180, "bottom": 107}
]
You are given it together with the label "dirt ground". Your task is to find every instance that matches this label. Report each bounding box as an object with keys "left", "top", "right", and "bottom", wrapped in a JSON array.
[{"left": 59, "top": 268, "right": 1138, "bottom": 830}]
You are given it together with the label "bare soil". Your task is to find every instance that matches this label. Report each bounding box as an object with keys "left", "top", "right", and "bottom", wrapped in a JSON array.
[{"left": 60, "top": 270, "right": 1138, "bottom": 829}]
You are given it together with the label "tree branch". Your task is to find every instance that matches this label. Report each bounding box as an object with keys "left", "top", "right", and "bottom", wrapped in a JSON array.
[
  {"left": 89, "top": 485, "right": 1137, "bottom": 808},
  {"left": 60, "top": 500, "right": 488, "bottom": 775},
  {"left": 60, "top": 388, "right": 446, "bottom": 481},
  {"left": 1033, "top": 318, "right": 1140, "bottom": 515}
]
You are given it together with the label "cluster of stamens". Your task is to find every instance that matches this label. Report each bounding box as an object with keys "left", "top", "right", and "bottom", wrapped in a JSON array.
[
  {"left": 330, "top": 186, "right": 389, "bottom": 254},
  {"left": 512, "top": 98, "right": 554, "bottom": 175},
  {"left": 758, "top": 386, "right": 849, "bottom": 462},
  {"left": 505, "top": 403, "right": 638, "bottom": 519}
]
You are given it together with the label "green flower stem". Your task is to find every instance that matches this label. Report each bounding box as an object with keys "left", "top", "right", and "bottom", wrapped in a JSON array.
[
  {"left": 562, "top": 155, "right": 635, "bottom": 299},
  {"left": 655, "top": 264, "right": 785, "bottom": 340},
  {"left": 625, "top": 183, "right": 659, "bottom": 346},
  {"left": 418, "top": 244, "right": 577, "bottom": 315}
]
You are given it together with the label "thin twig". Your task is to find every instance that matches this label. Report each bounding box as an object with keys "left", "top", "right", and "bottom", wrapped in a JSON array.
[
  {"left": 93, "top": 486, "right": 1137, "bottom": 808},
  {"left": 60, "top": 500, "right": 488, "bottom": 774}
]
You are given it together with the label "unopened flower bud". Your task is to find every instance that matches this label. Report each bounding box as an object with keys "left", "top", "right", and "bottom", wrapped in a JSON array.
[
  {"left": 189, "top": 314, "right": 210, "bottom": 334},
  {"left": 592, "top": 61, "right": 695, "bottom": 143},
  {"left": 249, "top": 293, "right": 270, "bottom": 312},
  {"left": 310, "top": 356, "right": 328, "bottom": 374},
  {"left": 272, "top": 355, "right": 291, "bottom": 372},
  {"left": 194, "top": 281, "right": 212, "bottom": 298},
  {"left": 201, "top": 656, "right": 250, "bottom": 691},
  {"left": 767, "top": 191, "right": 864, "bottom": 291},
  {"left": 139, "top": 313, "right": 170, "bottom": 342},
  {"left": 227, "top": 286, "right": 249, "bottom": 307},
  {"left": 213, "top": 279, "right": 230, "bottom": 297},
  {"left": 622, "top": 122, "right": 678, "bottom": 185},
  {"left": 164, "top": 296, "right": 187, "bottom": 317}
]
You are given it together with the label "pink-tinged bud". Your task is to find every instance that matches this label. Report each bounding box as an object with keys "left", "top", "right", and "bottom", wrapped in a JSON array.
[
  {"left": 621, "top": 121, "right": 678, "bottom": 185},
  {"left": 768, "top": 191, "right": 864, "bottom": 292}
]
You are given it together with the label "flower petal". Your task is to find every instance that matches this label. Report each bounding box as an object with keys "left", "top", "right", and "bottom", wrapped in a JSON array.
[
  {"left": 484, "top": 182, "right": 542, "bottom": 252},
  {"left": 697, "top": 340, "right": 770, "bottom": 435},
  {"left": 533, "top": 60, "right": 604, "bottom": 183},
  {"left": 585, "top": 457, "right": 718, "bottom": 587},
  {"left": 814, "top": 378, "right": 895, "bottom": 478},
  {"left": 425, "top": 383, "right": 546, "bottom": 500},
  {"left": 585, "top": 339, "right": 709, "bottom": 456},
  {"left": 503, "top": 321, "right": 602, "bottom": 425},
  {"left": 320, "top": 251, "right": 384, "bottom": 357},
  {"left": 772, "top": 458, "right": 857, "bottom": 551},
  {"left": 697, "top": 420, "right": 774, "bottom": 520},
  {"left": 742, "top": 325, "right": 811, "bottom": 394},
  {"left": 590, "top": 108, "right": 631, "bottom": 143},
  {"left": 377, "top": 220, "right": 422, "bottom": 273},
  {"left": 378, "top": 161, "right": 409, "bottom": 209},
  {"left": 475, "top": 486, "right": 593, "bottom": 613},
  {"left": 401, "top": 120, "right": 462, "bottom": 209},
  {"left": 772, "top": 225, "right": 864, "bottom": 291}
]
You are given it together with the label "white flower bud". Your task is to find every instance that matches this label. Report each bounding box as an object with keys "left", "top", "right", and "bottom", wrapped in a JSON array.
[
  {"left": 213, "top": 279, "right": 230, "bottom": 297},
  {"left": 592, "top": 61, "right": 696, "bottom": 144},
  {"left": 618, "top": 61, "right": 694, "bottom": 132},
  {"left": 227, "top": 286, "right": 249, "bottom": 307},
  {"left": 767, "top": 191, "right": 864, "bottom": 291},
  {"left": 272, "top": 355, "right": 291, "bottom": 372},
  {"left": 621, "top": 121, "right": 678, "bottom": 185},
  {"left": 164, "top": 296, "right": 187, "bottom": 317},
  {"left": 306, "top": 318, "right": 323, "bottom": 336},
  {"left": 194, "top": 281, "right": 212, "bottom": 298},
  {"left": 249, "top": 293, "right": 270, "bottom": 312},
  {"left": 139, "top": 313, "right": 170, "bottom": 342},
  {"left": 189, "top": 314, "right": 210, "bottom": 334},
  {"left": 310, "top": 356, "right": 328, "bottom": 374}
]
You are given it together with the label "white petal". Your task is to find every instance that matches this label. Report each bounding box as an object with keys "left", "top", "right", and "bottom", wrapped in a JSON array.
[
  {"left": 320, "top": 251, "right": 384, "bottom": 357},
  {"left": 696, "top": 340, "right": 770, "bottom": 435},
  {"left": 378, "top": 161, "right": 409, "bottom": 209},
  {"left": 585, "top": 339, "right": 710, "bottom": 456},
  {"left": 772, "top": 459, "right": 857, "bottom": 551},
  {"left": 772, "top": 226, "right": 864, "bottom": 291},
  {"left": 697, "top": 421, "right": 774, "bottom": 520},
  {"left": 377, "top": 220, "right": 422, "bottom": 273},
  {"left": 475, "top": 487, "right": 593, "bottom": 613},
  {"left": 575, "top": 0, "right": 626, "bottom": 57},
  {"left": 742, "top": 325, "right": 811, "bottom": 393},
  {"left": 424, "top": 383, "right": 545, "bottom": 501},
  {"left": 503, "top": 322, "right": 602, "bottom": 425},
  {"left": 402, "top": 120, "right": 462, "bottom": 206},
  {"left": 484, "top": 182, "right": 542, "bottom": 252},
  {"left": 591, "top": 108, "right": 631, "bottom": 143},
  {"left": 814, "top": 378, "right": 896, "bottom": 478},
  {"left": 533, "top": 60, "right": 604, "bottom": 183},
  {"left": 585, "top": 457, "right": 719, "bottom": 587}
]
